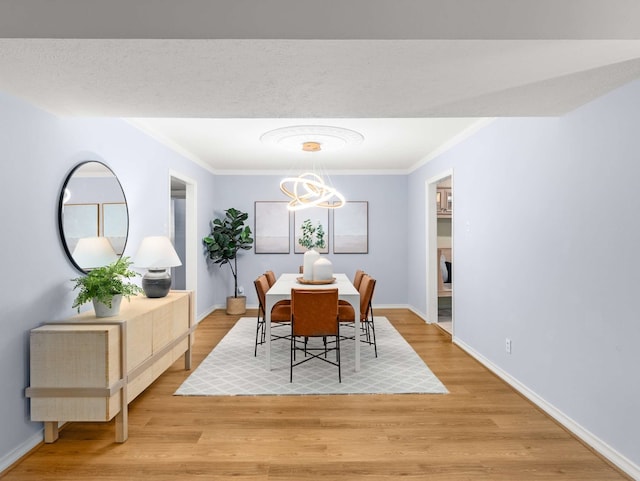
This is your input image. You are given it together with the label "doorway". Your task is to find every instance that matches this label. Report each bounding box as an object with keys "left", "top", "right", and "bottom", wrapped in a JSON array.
[
  {"left": 169, "top": 172, "right": 197, "bottom": 306},
  {"left": 435, "top": 176, "right": 452, "bottom": 333},
  {"left": 170, "top": 178, "right": 187, "bottom": 289},
  {"left": 426, "top": 170, "right": 454, "bottom": 336}
]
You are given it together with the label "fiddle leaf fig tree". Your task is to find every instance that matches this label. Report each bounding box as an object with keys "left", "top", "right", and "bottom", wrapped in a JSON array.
[{"left": 203, "top": 208, "right": 254, "bottom": 298}]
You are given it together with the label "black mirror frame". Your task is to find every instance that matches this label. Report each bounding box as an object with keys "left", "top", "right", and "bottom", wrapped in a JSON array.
[{"left": 58, "top": 160, "right": 129, "bottom": 274}]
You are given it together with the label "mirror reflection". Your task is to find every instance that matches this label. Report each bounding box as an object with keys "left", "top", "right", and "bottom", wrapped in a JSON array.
[{"left": 59, "top": 161, "right": 129, "bottom": 273}]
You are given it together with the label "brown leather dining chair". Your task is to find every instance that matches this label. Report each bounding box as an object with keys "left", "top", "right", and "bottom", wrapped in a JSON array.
[
  {"left": 264, "top": 270, "right": 277, "bottom": 287},
  {"left": 290, "top": 288, "right": 341, "bottom": 383},
  {"left": 353, "top": 269, "right": 366, "bottom": 290},
  {"left": 253, "top": 275, "right": 291, "bottom": 356},
  {"left": 338, "top": 274, "right": 377, "bottom": 357},
  {"left": 339, "top": 269, "right": 365, "bottom": 307},
  {"left": 265, "top": 270, "right": 291, "bottom": 307}
]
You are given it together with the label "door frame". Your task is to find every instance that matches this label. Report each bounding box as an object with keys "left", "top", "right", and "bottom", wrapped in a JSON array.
[
  {"left": 425, "top": 169, "right": 454, "bottom": 333},
  {"left": 169, "top": 170, "right": 197, "bottom": 310}
]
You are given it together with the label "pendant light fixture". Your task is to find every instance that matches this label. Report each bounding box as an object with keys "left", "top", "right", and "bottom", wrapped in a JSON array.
[{"left": 261, "top": 125, "right": 364, "bottom": 211}]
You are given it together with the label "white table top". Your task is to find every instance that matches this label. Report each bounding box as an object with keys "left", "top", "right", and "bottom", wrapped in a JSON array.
[{"left": 267, "top": 273, "right": 359, "bottom": 297}]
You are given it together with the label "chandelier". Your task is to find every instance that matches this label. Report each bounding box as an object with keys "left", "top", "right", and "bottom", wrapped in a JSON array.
[{"left": 260, "top": 125, "right": 364, "bottom": 211}]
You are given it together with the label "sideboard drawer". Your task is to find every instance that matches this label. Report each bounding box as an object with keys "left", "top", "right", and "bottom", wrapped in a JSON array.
[{"left": 30, "top": 324, "right": 122, "bottom": 422}]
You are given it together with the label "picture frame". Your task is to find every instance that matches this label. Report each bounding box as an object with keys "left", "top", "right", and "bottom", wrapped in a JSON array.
[
  {"left": 254, "top": 201, "right": 290, "bottom": 254},
  {"left": 62, "top": 203, "right": 99, "bottom": 254},
  {"left": 102, "top": 202, "right": 128, "bottom": 255},
  {"left": 294, "top": 207, "right": 329, "bottom": 254},
  {"left": 333, "top": 201, "right": 368, "bottom": 254}
]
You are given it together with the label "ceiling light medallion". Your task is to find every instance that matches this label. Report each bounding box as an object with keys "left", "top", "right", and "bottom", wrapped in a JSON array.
[{"left": 261, "top": 125, "right": 364, "bottom": 211}]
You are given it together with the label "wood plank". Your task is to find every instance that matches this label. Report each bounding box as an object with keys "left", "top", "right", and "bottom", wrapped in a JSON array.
[{"left": 4, "top": 308, "right": 630, "bottom": 481}]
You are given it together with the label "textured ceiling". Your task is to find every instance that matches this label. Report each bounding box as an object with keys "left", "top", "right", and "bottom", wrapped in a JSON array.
[{"left": 1, "top": 1, "right": 640, "bottom": 173}]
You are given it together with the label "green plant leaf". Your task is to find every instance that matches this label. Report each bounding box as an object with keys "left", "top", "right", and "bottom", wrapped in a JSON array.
[
  {"left": 203, "top": 208, "right": 253, "bottom": 297},
  {"left": 298, "top": 219, "right": 325, "bottom": 249},
  {"left": 71, "top": 256, "right": 143, "bottom": 312}
]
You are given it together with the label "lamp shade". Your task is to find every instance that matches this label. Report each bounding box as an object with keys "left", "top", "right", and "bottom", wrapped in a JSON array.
[
  {"left": 134, "top": 236, "right": 182, "bottom": 269},
  {"left": 72, "top": 236, "right": 118, "bottom": 269}
]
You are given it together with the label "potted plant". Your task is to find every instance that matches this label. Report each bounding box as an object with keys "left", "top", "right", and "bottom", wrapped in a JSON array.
[
  {"left": 71, "top": 256, "right": 143, "bottom": 317},
  {"left": 298, "top": 219, "right": 326, "bottom": 251},
  {"left": 203, "top": 207, "right": 254, "bottom": 314},
  {"left": 298, "top": 219, "right": 326, "bottom": 281}
]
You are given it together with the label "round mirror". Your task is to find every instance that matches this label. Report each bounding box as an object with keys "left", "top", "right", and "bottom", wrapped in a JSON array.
[{"left": 58, "top": 161, "right": 129, "bottom": 273}]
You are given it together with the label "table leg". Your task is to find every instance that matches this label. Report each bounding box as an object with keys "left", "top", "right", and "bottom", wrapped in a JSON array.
[
  {"left": 116, "top": 322, "right": 128, "bottom": 443},
  {"left": 115, "top": 407, "right": 128, "bottom": 443},
  {"left": 341, "top": 297, "right": 361, "bottom": 371},
  {"left": 265, "top": 298, "right": 273, "bottom": 370},
  {"left": 44, "top": 421, "right": 59, "bottom": 443},
  {"left": 184, "top": 347, "right": 192, "bottom": 371}
]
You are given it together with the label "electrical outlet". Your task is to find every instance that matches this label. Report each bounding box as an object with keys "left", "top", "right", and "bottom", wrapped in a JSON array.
[
  {"left": 238, "top": 286, "right": 244, "bottom": 295},
  {"left": 505, "top": 338, "right": 512, "bottom": 354}
]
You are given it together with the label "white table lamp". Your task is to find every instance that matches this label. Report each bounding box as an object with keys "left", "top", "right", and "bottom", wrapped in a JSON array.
[
  {"left": 72, "top": 236, "right": 118, "bottom": 270},
  {"left": 134, "top": 236, "right": 182, "bottom": 298}
]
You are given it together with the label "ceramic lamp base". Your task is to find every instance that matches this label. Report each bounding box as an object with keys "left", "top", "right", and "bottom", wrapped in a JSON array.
[{"left": 142, "top": 269, "right": 172, "bottom": 298}]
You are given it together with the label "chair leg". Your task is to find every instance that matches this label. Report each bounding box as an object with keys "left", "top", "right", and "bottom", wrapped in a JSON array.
[
  {"left": 290, "top": 334, "right": 294, "bottom": 382},
  {"left": 369, "top": 307, "right": 377, "bottom": 357},
  {"left": 369, "top": 319, "right": 377, "bottom": 357},
  {"left": 336, "top": 332, "right": 341, "bottom": 383},
  {"left": 254, "top": 309, "right": 264, "bottom": 357}
]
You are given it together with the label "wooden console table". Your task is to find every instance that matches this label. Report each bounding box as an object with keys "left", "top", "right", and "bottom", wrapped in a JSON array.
[{"left": 25, "top": 290, "right": 194, "bottom": 443}]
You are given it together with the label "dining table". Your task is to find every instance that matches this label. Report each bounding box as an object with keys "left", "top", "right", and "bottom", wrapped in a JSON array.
[{"left": 265, "top": 273, "right": 361, "bottom": 371}]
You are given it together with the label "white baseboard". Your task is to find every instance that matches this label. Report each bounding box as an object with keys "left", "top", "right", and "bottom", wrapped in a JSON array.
[
  {"left": 197, "top": 304, "right": 223, "bottom": 322},
  {"left": 0, "top": 431, "right": 42, "bottom": 475},
  {"left": 406, "top": 305, "right": 429, "bottom": 322},
  {"left": 454, "top": 338, "right": 640, "bottom": 480}
]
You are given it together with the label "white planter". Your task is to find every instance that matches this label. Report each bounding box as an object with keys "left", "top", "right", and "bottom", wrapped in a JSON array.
[
  {"left": 303, "top": 248, "right": 320, "bottom": 281},
  {"left": 93, "top": 294, "right": 123, "bottom": 318}
]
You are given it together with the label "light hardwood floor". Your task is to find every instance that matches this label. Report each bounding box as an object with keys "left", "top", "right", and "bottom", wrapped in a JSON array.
[{"left": 2, "top": 309, "right": 630, "bottom": 480}]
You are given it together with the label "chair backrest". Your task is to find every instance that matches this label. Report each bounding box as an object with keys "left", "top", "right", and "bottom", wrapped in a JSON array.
[
  {"left": 359, "top": 275, "right": 376, "bottom": 319},
  {"left": 299, "top": 265, "right": 304, "bottom": 274},
  {"left": 291, "top": 288, "right": 339, "bottom": 337},
  {"left": 253, "top": 275, "right": 269, "bottom": 314},
  {"left": 353, "top": 269, "right": 365, "bottom": 290},
  {"left": 265, "top": 270, "right": 277, "bottom": 287}
]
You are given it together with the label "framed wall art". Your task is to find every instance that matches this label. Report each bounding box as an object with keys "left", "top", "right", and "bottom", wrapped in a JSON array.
[
  {"left": 102, "top": 202, "right": 128, "bottom": 255},
  {"left": 254, "top": 201, "right": 290, "bottom": 254},
  {"left": 62, "top": 203, "right": 99, "bottom": 254},
  {"left": 333, "top": 201, "right": 368, "bottom": 254},
  {"left": 294, "top": 206, "right": 329, "bottom": 254}
]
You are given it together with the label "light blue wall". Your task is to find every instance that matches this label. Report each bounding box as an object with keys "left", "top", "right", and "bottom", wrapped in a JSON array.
[
  {"left": 210, "top": 174, "right": 408, "bottom": 307},
  {"left": 0, "top": 91, "right": 217, "bottom": 466},
  {"left": 408, "top": 80, "right": 640, "bottom": 469},
  {"left": 3, "top": 76, "right": 639, "bottom": 475}
]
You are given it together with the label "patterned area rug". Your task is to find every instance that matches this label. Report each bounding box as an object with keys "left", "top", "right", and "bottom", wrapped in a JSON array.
[{"left": 175, "top": 316, "right": 448, "bottom": 396}]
